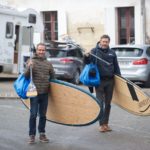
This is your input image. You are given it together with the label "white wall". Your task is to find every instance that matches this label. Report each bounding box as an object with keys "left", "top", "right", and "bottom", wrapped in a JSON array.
[
  {"left": 6, "top": 0, "right": 150, "bottom": 48},
  {"left": 0, "top": 0, "right": 8, "bottom": 5},
  {"left": 145, "top": 0, "right": 150, "bottom": 44}
]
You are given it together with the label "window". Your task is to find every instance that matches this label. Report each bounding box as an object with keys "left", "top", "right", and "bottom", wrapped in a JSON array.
[
  {"left": 67, "top": 50, "right": 76, "bottom": 57},
  {"left": 47, "top": 49, "right": 67, "bottom": 58},
  {"left": 28, "top": 14, "right": 36, "bottom": 24},
  {"left": 43, "top": 11, "right": 58, "bottom": 42},
  {"left": 6, "top": 22, "right": 13, "bottom": 39},
  {"left": 117, "top": 7, "right": 135, "bottom": 44},
  {"left": 76, "top": 49, "right": 83, "bottom": 58},
  {"left": 112, "top": 48, "right": 143, "bottom": 57}
]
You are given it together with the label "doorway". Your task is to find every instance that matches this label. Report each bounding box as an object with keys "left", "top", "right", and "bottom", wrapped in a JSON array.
[
  {"left": 14, "top": 25, "right": 20, "bottom": 64},
  {"left": 117, "top": 7, "right": 135, "bottom": 44}
]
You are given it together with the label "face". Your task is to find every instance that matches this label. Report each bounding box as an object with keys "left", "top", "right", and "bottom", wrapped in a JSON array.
[
  {"left": 36, "top": 45, "right": 46, "bottom": 57},
  {"left": 99, "top": 38, "right": 110, "bottom": 49}
]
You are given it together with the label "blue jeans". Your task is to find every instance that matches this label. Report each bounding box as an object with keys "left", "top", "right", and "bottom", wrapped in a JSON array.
[{"left": 29, "top": 93, "right": 48, "bottom": 136}]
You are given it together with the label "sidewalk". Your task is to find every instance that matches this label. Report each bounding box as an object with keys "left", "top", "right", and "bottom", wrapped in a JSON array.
[
  {"left": 0, "top": 79, "right": 90, "bottom": 99},
  {"left": 0, "top": 80, "right": 19, "bottom": 99},
  {"left": 0, "top": 79, "right": 149, "bottom": 99}
]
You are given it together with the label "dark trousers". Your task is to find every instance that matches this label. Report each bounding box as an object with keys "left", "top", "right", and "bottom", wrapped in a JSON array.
[
  {"left": 95, "top": 78, "right": 114, "bottom": 126},
  {"left": 29, "top": 93, "right": 48, "bottom": 136},
  {"left": 88, "top": 86, "right": 94, "bottom": 93}
]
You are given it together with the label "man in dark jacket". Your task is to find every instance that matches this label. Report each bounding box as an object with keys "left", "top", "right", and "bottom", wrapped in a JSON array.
[
  {"left": 84, "top": 35, "right": 121, "bottom": 132},
  {"left": 24, "top": 43, "right": 55, "bottom": 144}
]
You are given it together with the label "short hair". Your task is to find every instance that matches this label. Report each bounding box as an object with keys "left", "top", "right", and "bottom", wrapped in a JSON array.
[
  {"left": 100, "top": 34, "right": 110, "bottom": 41},
  {"left": 36, "top": 43, "right": 46, "bottom": 49}
]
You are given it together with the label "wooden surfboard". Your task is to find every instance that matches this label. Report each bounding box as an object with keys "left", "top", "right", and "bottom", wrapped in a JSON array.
[
  {"left": 112, "top": 75, "right": 150, "bottom": 116},
  {"left": 21, "top": 79, "right": 100, "bottom": 126}
]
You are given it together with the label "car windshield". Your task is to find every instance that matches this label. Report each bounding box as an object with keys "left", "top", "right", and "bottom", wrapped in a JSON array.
[
  {"left": 112, "top": 48, "right": 143, "bottom": 57},
  {"left": 46, "top": 49, "right": 67, "bottom": 58}
]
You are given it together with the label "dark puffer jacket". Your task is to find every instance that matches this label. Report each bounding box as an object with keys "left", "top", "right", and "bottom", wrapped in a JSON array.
[
  {"left": 84, "top": 42, "right": 121, "bottom": 78},
  {"left": 24, "top": 54, "right": 55, "bottom": 94}
]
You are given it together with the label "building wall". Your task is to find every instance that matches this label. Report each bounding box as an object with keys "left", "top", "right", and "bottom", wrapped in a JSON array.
[
  {"left": 6, "top": 0, "right": 150, "bottom": 50},
  {"left": 145, "top": 0, "right": 150, "bottom": 44},
  {"left": 7, "top": 0, "right": 106, "bottom": 50},
  {"left": 0, "top": 0, "right": 8, "bottom": 5}
]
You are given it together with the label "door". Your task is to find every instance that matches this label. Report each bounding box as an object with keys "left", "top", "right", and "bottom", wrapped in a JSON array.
[
  {"left": 18, "top": 26, "right": 34, "bottom": 73},
  {"left": 14, "top": 25, "right": 20, "bottom": 64}
]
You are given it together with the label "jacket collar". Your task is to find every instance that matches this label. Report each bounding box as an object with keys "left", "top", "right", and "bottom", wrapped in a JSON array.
[
  {"left": 33, "top": 53, "right": 46, "bottom": 60},
  {"left": 96, "top": 42, "right": 110, "bottom": 53}
]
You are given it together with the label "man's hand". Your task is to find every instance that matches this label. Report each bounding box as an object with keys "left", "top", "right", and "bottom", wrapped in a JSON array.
[
  {"left": 84, "top": 53, "right": 90, "bottom": 57},
  {"left": 27, "top": 60, "right": 33, "bottom": 67}
]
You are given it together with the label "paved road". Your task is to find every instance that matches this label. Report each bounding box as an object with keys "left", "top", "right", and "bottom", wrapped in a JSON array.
[
  {"left": 1, "top": 79, "right": 150, "bottom": 149},
  {"left": 0, "top": 99, "right": 150, "bottom": 150}
]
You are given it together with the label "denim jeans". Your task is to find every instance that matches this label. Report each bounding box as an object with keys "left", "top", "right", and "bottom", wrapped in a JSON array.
[{"left": 29, "top": 93, "right": 48, "bottom": 136}]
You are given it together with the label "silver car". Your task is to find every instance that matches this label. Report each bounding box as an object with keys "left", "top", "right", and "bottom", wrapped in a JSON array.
[
  {"left": 111, "top": 44, "right": 150, "bottom": 87},
  {"left": 46, "top": 42, "right": 84, "bottom": 84}
]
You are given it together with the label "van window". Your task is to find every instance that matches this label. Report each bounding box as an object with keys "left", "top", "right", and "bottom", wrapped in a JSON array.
[
  {"left": 29, "top": 14, "right": 36, "bottom": 24},
  {"left": 6, "top": 22, "right": 13, "bottom": 39}
]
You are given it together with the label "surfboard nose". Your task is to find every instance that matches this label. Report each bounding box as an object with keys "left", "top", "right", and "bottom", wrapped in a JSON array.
[{"left": 47, "top": 80, "right": 100, "bottom": 126}]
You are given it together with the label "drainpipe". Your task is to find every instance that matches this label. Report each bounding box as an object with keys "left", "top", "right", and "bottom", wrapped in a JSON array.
[{"left": 141, "top": 0, "right": 146, "bottom": 44}]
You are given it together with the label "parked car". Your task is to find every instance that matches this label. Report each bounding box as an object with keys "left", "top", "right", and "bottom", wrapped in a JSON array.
[
  {"left": 46, "top": 41, "right": 84, "bottom": 84},
  {"left": 111, "top": 44, "right": 150, "bottom": 87}
]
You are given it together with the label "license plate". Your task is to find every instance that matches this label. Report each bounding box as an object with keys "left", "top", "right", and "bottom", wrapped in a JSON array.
[{"left": 119, "top": 61, "right": 129, "bottom": 65}]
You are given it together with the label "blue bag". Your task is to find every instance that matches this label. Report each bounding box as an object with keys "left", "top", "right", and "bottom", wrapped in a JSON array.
[
  {"left": 80, "top": 63, "right": 100, "bottom": 87},
  {"left": 14, "top": 74, "right": 30, "bottom": 99}
]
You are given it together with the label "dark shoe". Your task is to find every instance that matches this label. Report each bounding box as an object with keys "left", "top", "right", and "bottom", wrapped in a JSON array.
[
  {"left": 28, "top": 135, "right": 35, "bottom": 144},
  {"left": 99, "top": 125, "right": 107, "bottom": 132},
  {"left": 39, "top": 133, "right": 49, "bottom": 143},
  {"left": 104, "top": 124, "right": 112, "bottom": 132}
]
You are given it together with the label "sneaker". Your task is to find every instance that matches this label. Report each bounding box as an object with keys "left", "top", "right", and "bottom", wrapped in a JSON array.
[
  {"left": 28, "top": 135, "right": 35, "bottom": 144},
  {"left": 39, "top": 133, "right": 49, "bottom": 143}
]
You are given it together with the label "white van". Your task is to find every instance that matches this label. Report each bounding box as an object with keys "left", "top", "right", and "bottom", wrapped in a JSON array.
[{"left": 0, "top": 5, "right": 43, "bottom": 77}]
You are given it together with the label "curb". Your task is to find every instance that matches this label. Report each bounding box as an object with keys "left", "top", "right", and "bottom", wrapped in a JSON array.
[{"left": 0, "top": 92, "right": 19, "bottom": 99}]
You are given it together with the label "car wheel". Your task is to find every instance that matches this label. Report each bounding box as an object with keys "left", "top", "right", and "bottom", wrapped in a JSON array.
[{"left": 72, "top": 70, "right": 80, "bottom": 85}]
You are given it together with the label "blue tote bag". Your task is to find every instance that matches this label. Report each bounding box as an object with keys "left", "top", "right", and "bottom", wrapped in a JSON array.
[
  {"left": 80, "top": 63, "right": 100, "bottom": 87},
  {"left": 14, "top": 74, "right": 30, "bottom": 99}
]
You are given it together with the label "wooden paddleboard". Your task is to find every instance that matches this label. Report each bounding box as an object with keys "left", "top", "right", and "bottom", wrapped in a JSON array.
[
  {"left": 112, "top": 75, "right": 150, "bottom": 116},
  {"left": 21, "top": 79, "right": 100, "bottom": 126}
]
